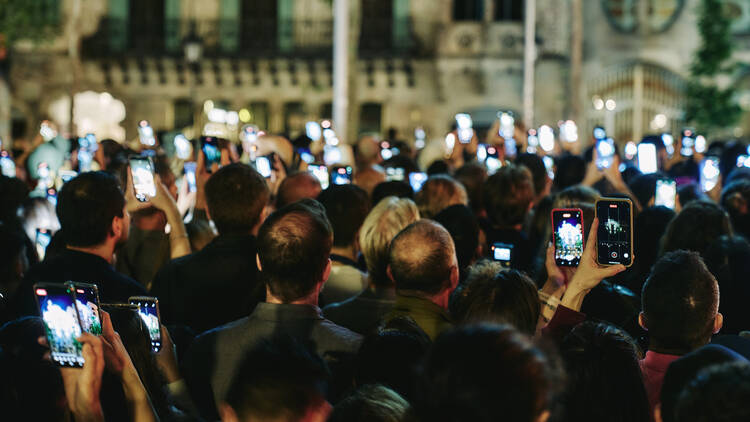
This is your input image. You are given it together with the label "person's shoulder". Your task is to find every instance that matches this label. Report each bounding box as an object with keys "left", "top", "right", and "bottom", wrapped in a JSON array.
[{"left": 318, "top": 317, "right": 363, "bottom": 346}]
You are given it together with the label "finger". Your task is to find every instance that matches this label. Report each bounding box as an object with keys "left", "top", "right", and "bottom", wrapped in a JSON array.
[
  {"left": 127, "top": 167, "right": 135, "bottom": 194},
  {"left": 598, "top": 264, "right": 627, "bottom": 279},
  {"left": 101, "top": 310, "right": 115, "bottom": 340}
]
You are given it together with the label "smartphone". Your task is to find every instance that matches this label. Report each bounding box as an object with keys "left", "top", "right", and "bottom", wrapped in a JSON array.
[
  {"left": 595, "top": 198, "right": 633, "bottom": 267},
  {"left": 539, "top": 125, "right": 555, "bottom": 152},
  {"left": 655, "top": 178, "right": 677, "bottom": 209},
  {"left": 183, "top": 162, "right": 197, "bottom": 192},
  {"left": 491, "top": 242, "right": 513, "bottom": 268},
  {"left": 128, "top": 296, "right": 162, "bottom": 352},
  {"left": 680, "top": 129, "right": 695, "bottom": 157},
  {"left": 36, "top": 228, "right": 52, "bottom": 261},
  {"left": 0, "top": 150, "right": 15, "bottom": 177},
  {"left": 485, "top": 146, "right": 502, "bottom": 174},
  {"left": 298, "top": 148, "right": 315, "bottom": 164},
  {"left": 40, "top": 121, "right": 57, "bottom": 141},
  {"left": 409, "top": 172, "right": 428, "bottom": 192},
  {"left": 34, "top": 283, "right": 85, "bottom": 367},
  {"left": 415, "top": 127, "right": 426, "bottom": 149},
  {"left": 254, "top": 156, "right": 272, "bottom": 178},
  {"left": 59, "top": 170, "right": 77, "bottom": 185},
  {"left": 306, "top": 121, "right": 322, "bottom": 141},
  {"left": 332, "top": 165, "right": 353, "bottom": 185},
  {"left": 323, "top": 145, "right": 342, "bottom": 166},
  {"left": 77, "top": 137, "right": 94, "bottom": 172},
  {"left": 138, "top": 120, "right": 156, "bottom": 147},
  {"left": 699, "top": 157, "right": 720, "bottom": 192},
  {"left": 637, "top": 143, "right": 658, "bottom": 174},
  {"left": 38, "top": 162, "right": 52, "bottom": 188},
  {"left": 201, "top": 136, "right": 222, "bottom": 172},
  {"left": 174, "top": 134, "right": 192, "bottom": 160},
  {"left": 385, "top": 167, "right": 405, "bottom": 182},
  {"left": 559, "top": 120, "right": 578, "bottom": 143},
  {"left": 694, "top": 135, "right": 707, "bottom": 154},
  {"left": 309, "top": 164, "right": 330, "bottom": 190},
  {"left": 593, "top": 126, "right": 607, "bottom": 141},
  {"left": 67, "top": 282, "right": 102, "bottom": 336},
  {"left": 46, "top": 188, "right": 57, "bottom": 207},
  {"left": 551, "top": 209, "right": 584, "bottom": 267},
  {"left": 596, "top": 138, "right": 615, "bottom": 170},
  {"left": 455, "top": 113, "right": 473, "bottom": 144},
  {"left": 737, "top": 155, "right": 750, "bottom": 168},
  {"left": 543, "top": 156, "right": 555, "bottom": 180},
  {"left": 129, "top": 155, "right": 156, "bottom": 202},
  {"left": 526, "top": 129, "right": 539, "bottom": 153}
]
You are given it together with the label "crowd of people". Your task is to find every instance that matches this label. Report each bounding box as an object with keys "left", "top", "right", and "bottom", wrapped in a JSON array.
[{"left": 2, "top": 119, "right": 750, "bottom": 422}]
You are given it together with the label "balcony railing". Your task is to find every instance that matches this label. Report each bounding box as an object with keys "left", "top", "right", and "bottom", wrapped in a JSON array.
[{"left": 82, "top": 17, "right": 424, "bottom": 59}]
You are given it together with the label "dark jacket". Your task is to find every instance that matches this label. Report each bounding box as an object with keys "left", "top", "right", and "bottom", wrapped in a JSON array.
[
  {"left": 383, "top": 293, "right": 453, "bottom": 341},
  {"left": 323, "top": 285, "right": 396, "bottom": 335},
  {"left": 150, "top": 234, "right": 265, "bottom": 335},
  {"left": 183, "top": 302, "right": 362, "bottom": 420}
]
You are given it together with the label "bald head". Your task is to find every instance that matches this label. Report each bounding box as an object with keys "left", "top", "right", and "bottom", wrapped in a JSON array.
[
  {"left": 354, "top": 166, "right": 386, "bottom": 197},
  {"left": 388, "top": 220, "right": 457, "bottom": 295},
  {"left": 356, "top": 135, "right": 382, "bottom": 167},
  {"left": 277, "top": 172, "right": 323, "bottom": 209}
]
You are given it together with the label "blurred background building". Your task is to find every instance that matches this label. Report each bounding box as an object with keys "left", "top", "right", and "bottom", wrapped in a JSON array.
[{"left": 3, "top": 0, "right": 750, "bottom": 146}]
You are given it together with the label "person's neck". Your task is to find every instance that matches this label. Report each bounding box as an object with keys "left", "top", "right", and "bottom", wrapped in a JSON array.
[
  {"left": 265, "top": 285, "right": 319, "bottom": 307},
  {"left": 331, "top": 245, "right": 357, "bottom": 261},
  {"left": 647, "top": 341, "right": 694, "bottom": 356},
  {"left": 134, "top": 212, "right": 166, "bottom": 232},
  {"left": 66, "top": 243, "right": 115, "bottom": 264}
]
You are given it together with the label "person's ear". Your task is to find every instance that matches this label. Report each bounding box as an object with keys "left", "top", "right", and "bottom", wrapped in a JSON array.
[
  {"left": 654, "top": 403, "right": 663, "bottom": 422},
  {"left": 638, "top": 312, "right": 648, "bottom": 331},
  {"left": 536, "top": 410, "right": 550, "bottom": 422},
  {"left": 205, "top": 207, "right": 211, "bottom": 222},
  {"left": 353, "top": 229, "right": 361, "bottom": 254},
  {"left": 449, "top": 265, "right": 459, "bottom": 290},
  {"left": 714, "top": 312, "right": 724, "bottom": 334},
  {"left": 256, "top": 254, "right": 263, "bottom": 272},
  {"left": 321, "top": 258, "right": 332, "bottom": 284},
  {"left": 386, "top": 265, "right": 396, "bottom": 285},
  {"left": 111, "top": 215, "right": 123, "bottom": 240},
  {"left": 219, "top": 403, "right": 239, "bottom": 422}
]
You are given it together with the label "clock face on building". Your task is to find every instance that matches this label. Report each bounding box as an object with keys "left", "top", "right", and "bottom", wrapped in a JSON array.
[{"left": 602, "top": 0, "right": 685, "bottom": 34}]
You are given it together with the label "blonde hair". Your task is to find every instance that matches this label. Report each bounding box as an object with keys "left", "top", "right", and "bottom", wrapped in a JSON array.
[
  {"left": 359, "top": 196, "right": 420, "bottom": 286},
  {"left": 415, "top": 175, "right": 468, "bottom": 219}
]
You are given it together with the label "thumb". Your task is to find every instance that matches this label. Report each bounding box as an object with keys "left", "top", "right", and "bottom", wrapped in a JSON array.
[{"left": 600, "top": 264, "right": 626, "bottom": 279}]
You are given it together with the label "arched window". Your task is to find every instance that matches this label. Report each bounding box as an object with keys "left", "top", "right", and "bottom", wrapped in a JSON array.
[
  {"left": 494, "top": 0, "right": 522, "bottom": 22},
  {"left": 453, "top": 0, "right": 484, "bottom": 21},
  {"left": 602, "top": 0, "right": 684, "bottom": 34}
]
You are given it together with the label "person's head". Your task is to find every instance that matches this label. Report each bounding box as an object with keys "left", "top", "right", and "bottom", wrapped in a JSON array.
[
  {"left": 0, "top": 224, "right": 29, "bottom": 306},
  {"left": 552, "top": 185, "right": 599, "bottom": 209},
  {"left": 702, "top": 235, "right": 750, "bottom": 335},
  {"left": 371, "top": 181, "right": 414, "bottom": 207},
  {"left": 640, "top": 250, "right": 722, "bottom": 354},
  {"left": 56, "top": 171, "right": 128, "bottom": 249},
  {"left": 516, "top": 153, "right": 550, "bottom": 200},
  {"left": 676, "top": 182, "right": 707, "bottom": 208},
  {"left": 432, "top": 204, "right": 480, "bottom": 277},
  {"left": 659, "top": 344, "right": 746, "bottom": 422},
  {"left": 221, "top": 337, "right": 331, "bottom": 422},
  {"left": 560, "top": 321, "right": 651, "bottom": 422},
  {"left": 276, "top": 171, "right": 323, "bottom": 209},
  {"left": 387, "top": 220, "right": 458, "bottom": 301},
  {"left": 414, "top": 324, "right": 560, "bottom": 422},
  {"left": 317, "top": 185, "right": 370, "bottom": 251},
  {"left": 454, "top": 162, "right": 488, "bottom": 215},
  {"left": 353, "top": 166, "right": 386, "bottom": 198},
  {"left": 20, "top": 197, "right": 60, "bottom": 249},
  {"left": 451, "top": 262, "right": 539, "bottom": 335},
  {"left": 414, "top": 175, "right": 468, "bottom": 219},
  {"left": 553, "top": 154, "right": 586, "bottom": 191},
  {"left": 483, "top": 164, "right": 535, "bottom": 229},
  {"left": 673, "top": 361, "right": 750, "bottom": 422},
  {"left": 359, "top": 197, "right": 420, "bottom": 286},
  {"left": 628, "top": 173, "right": 662, "bottom": 210},
  {"left": 205, "top": 163, "right": 270, "bottom": 236},
  {"left": 0, "top": 175, "right": 29, "bottom": 225},
  {"left": 328, "top": 385, "right": 410, "bottom": 422},
  {"left": 356, "top": 135, "right": 382, "bottom": 167},
  {"left": 721, "top": 179, "right": 750, "bottom": 239},
  {"left": 355, "top": 316, "right": 431, "bottom": 401},
  {"left": 257, "top": 199, "right": 333, "bottom": 303},
  {"left": 661, "top": 201, "right": 732, "bottom": 258}
]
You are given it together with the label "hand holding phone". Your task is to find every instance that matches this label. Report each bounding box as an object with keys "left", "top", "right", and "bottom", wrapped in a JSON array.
[
  {"left": 200, "top": 136, "right": 223, "bottom": 173},
  {"left": 455, "top": 113, "right": 473, "bottom": 144},
  {"left": 254, "top": 156, "right": 273, "bottom": 178},
  {"left": 491, "top": 242, "right": 513, "bottom": 268},
  {"left": 138, "top": 120, "right": 157, "bottom": 147},
  {"left": 184, "top": 162, "right": 197, "bottom": 192},
  {"left": 655, "top": 178, "right": 677, "bottom": 209},
  {"left": 0, "top": 150, "right": 15, "bottom": 177},
  {"left": 67, "top": 282, "right": 103, "bottom": 336},
  {"left": 308, "top": 165, "right": 329, "bottom": 190},
  {"left": 596, "top": 138, "right": 615, "bottom": 170},
  {"left": 332, "top": 165, "right": 353, "bottom": 185},
  {"left": 35, "top": 283, "right": 85, "bottom": 367}
]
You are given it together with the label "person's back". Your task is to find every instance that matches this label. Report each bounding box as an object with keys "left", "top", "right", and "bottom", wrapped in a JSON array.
[
  {"left": 323, "top": 197, "right": 420, "bottom": 334},
  {"left": 151, "top": 164, "right": 269, "bottom": 334},
  {"left": 382, "top": 220, "right": 459, "bottom": 340},
  {"left": 317, "top": 185, "right": 371, "bottom": 305},
  {"left": 184, "top": 200, "right": 362, "bottom": 420},
  {"left": 639, "top": 250, "right": 723, "bottom": 412},
  {"left": 23, "top": 171, "right": 146, "bottom": 306}
]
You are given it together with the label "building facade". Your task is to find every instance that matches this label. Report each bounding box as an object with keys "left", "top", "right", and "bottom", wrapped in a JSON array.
[{"left": 6, "top": 0, "right": 750, "bottom": 146}]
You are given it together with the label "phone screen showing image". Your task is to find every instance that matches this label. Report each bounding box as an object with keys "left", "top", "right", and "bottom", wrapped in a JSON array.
[
  {"left": 699, "top": 157, "right": 720, "bottom": 192},
  {"left": 0, "top": 151, "right": 15, "bottom": 177},
  {"left": 552, "top": 209, "right": 584, "bottom": 267},
  {"left": 596, "top": 199, "right": 633, "bottom": 266},
  {"left": 255, "top": 156, "right": 272, "bottom": 178},
  {"left": 129, "top": 156, "right": 156, "bottom": 202},
  {"left": 184, "top": 162, "right": 197, "bottom": 192},
  {"left": 655, "top": 179, "right": 676, "bottom": 209},
  {"left": 35, "top": 284, "right": 84, "bottom": 367},
  {"left": 409, "top": 172, "right": 428, "bottom": 192},
  {"left": 138, "top": 120, "right": 156, "bottom": 147},
  {"left": 385, "top": 167, "right": 405, "bottom": 182},
  {"left": 491, "top": 242, "right": 513, "bottom": 268},
  {"left": 455, "top": 113, "right": 473, "bottom": 144},
  {"left": 596, "top": 138, "right": 615, "bottom": 170},
  {"left": 637, "top": 143, "right": 658, "bottom": 174},
  {"left": 69, "top": 283, "right": 102, "bottom": 336},
  {"left": 309, "top": 165, "right": 329, "bottom": 190},
  {"left": 332, "top": 166, "right": 353, "bottom": 185},
  {"left": 129, "top": 297, "right": 162, "bottom": 352},
  {"left": 201, "top": 136, "right": 222, "bottom": 172}
]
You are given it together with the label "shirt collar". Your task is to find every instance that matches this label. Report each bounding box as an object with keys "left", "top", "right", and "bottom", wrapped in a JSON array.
[
  {"left": 394, "top": 292, "right": 452, "bottom": 322},
  {"left": 252, "top": 302, "right": 324, "bottom": 321},
  {"left": 642, "top": 350, "right": 682, "bottom": 373}
]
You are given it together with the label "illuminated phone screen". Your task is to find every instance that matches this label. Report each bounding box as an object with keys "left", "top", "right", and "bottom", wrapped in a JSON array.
[
  {"left": 596, "top": 199, "right": 632, "bottom": 266},
  {"left": 35, "top": 284, "right": 84, "bottom": 367},
  {"left": 552, "top": 209, "right": 584, "bottom": 267},
  {"left": 129, "top": 297, "right": 162, "bottom": 352}
]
